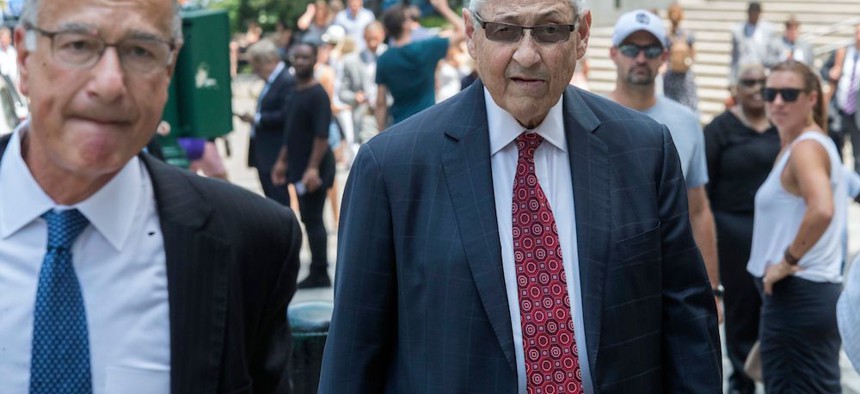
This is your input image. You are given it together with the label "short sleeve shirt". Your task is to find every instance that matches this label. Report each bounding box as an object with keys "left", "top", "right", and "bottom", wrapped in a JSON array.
[
  {"left": 376, "top": 37, "right": 449, "bottom": 124},
  {"left": 642, "top": 95, "right": 709, "bottom": 189}
]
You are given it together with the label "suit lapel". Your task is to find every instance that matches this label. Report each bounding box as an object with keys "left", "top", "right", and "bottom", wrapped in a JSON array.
[
  {"left": 141, "top": 155, "right": 232, "bottom": 394},
  {"left": 442, "top": 82, "right": 517, "bottom": 372},
  {"left": 0, "top": 135, "right": 232, "bottom": 392},
  {"left": 562, "top": 87, "right": 610, "bottom": 379}
]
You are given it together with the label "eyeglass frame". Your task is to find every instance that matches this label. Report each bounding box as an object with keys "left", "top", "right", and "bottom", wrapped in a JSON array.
[
  {"left": 761, "top": 87, "right": 806, "bottom": 103},
  {"left": 24, "top": 23, "right": 177, "bottom": 74},
  {"left": 471, "top": 12, "right": 580, "bottom": 44}
]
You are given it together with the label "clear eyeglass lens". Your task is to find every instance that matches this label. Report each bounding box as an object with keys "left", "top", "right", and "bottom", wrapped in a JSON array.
[{"left": 50, "top": 31, "right": 172, "bottom": 73}]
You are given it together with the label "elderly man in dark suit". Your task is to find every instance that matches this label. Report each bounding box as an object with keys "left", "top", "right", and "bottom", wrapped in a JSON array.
[
  {"left": 0, "top": 0, "right": 300, "bottom": 392},
  {"left": 239, "top": 38, "right": 295, "bottom": 207},
  {"left": 319, "top": 0, "right": 722, "bottom": 392}
]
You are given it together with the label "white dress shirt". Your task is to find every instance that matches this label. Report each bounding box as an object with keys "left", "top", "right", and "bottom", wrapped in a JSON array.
[
  {"left": 0, "top": 123, "right": 170, "bottom": 394},
  {"left": 485, "top": 89, "right": 593, "bottom": 394}
]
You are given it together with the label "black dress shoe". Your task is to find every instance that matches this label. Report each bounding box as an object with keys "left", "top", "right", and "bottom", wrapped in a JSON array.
[{"left": 297, "top": 272, "right": 332, "bottom": 289}]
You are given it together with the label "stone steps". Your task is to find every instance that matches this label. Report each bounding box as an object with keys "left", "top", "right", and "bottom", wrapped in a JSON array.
[{"left": 584, "top": 0, "right": 859, "bottom": 123}]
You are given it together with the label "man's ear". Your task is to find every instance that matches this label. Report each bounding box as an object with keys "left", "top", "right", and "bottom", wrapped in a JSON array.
[
  {"left": 165, "top": 41, "right": 183, "bottom": 79},
  {"left": 464, "top": 9, "right": 478, "bottom": 59},
  {"left": 14, "top": 26, "right": 31, "bottom": 96},
  {"left": 576, "top": 10, "right": 592, "bottom": 60}
]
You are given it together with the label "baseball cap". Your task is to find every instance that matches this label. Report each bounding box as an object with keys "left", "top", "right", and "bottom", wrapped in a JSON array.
[
  {"left": 611, "top": 9, "right": 667, "bottom": 48},
  {"left": 321, "top": 25, "right": 346, "bottom": 45}
]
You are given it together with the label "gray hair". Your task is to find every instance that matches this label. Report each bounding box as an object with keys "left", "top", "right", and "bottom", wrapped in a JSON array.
[
  {"left": 468, "top": 0, "right": 588, "bottom": 25},
  {"left": 246, "top": 39, "right": 281, "bottom": 64},
  {"left": 20, "top": 0, "right": 184, "bottom": 43}
]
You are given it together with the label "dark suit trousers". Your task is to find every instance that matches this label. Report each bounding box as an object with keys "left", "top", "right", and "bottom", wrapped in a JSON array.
[
  {"left": 840, "top": 112, "right": 860, "bottom": 173},
  {"left": 258, "top": 170, "right": 291, "bottom": 207},
  {"left": 298, "top": 185, "right": 328, "bottom": 272}
]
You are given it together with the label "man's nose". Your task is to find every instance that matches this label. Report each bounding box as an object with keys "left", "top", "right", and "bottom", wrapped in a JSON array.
[
  {"left": 88, "top": 47, "right": 127, "bottom": 101},
  {"left": 512, "top": 31, "right": 540, "bottom": 67}
]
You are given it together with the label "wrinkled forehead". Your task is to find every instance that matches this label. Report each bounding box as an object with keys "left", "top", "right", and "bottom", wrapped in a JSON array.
[
  {"left": 37, "top": 0, "right": 174, "bottom": 38},
  {"left": 477, "top": 0, "right": 576, "bottom": 22}
]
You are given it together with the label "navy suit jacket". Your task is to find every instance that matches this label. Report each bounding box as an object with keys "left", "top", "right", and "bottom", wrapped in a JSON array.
[
  {"left": 319, "top": 81, "right": 722, "bottom": 393},
  {"left": 0, "top": 135, "right": 302, "bottom": 393},
  {"left": 249, "top": 66, "right": 294, "bottom": 171}
]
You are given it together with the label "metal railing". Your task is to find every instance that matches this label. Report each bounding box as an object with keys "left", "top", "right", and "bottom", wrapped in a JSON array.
[{"left": 798, "top": 15, "right": 860, "bottom": 56}]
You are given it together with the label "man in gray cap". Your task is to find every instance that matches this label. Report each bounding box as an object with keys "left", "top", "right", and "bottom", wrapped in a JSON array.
[{"left": 607, "top": 9, "right": 721, "bottom": 323}]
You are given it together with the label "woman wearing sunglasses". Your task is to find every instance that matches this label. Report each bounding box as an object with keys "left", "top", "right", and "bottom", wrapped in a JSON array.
[
  {"left": 703, "top": 63, "right": 780, "bottom": 394},
  {"left": 747, "top": 60, "right": 847, "bottom": 393}
]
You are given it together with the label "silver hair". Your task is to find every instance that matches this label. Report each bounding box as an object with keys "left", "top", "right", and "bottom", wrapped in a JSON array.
[
  {"left": 19, "top": 0, "right": 184, "bottom": 44},
  {"left": 246, "top": 39, "right": 281, "bottom": 64},
  {"left": 467, "top": 0, "right": 588, "bottom": 25}
]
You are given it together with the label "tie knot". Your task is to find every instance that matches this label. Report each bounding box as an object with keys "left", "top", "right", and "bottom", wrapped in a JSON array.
[
  {"left": 516, "top": 132, "right": 543, "bottom": 160},
  {"left": 42, "top": 209, "right": 89, "bottom": 249}
]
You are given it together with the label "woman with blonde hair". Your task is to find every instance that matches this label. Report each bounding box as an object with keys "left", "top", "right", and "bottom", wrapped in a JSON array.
[{"left": 747, "top": 60, "right": 846, "bottom": 392}]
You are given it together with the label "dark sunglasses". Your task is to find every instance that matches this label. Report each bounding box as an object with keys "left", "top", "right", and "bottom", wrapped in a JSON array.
[
  {"left": 762, "top": 87, "right": 804, "bottom": 103},
  {"left": 472, "top": 12, "right": 578, "bottom": 44},
  {"left": 618, "top": 44, "right": 664, "bottom": 59},
  {"left": 739, "top": 78, "right": 766, "bottom": 88}
]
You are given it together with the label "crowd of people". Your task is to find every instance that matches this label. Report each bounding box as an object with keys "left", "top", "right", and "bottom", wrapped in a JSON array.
[{"left": 4, "top": 0, "right": 860, "bottom": 392}]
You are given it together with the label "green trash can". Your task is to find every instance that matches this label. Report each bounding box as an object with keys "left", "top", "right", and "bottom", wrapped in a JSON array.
[{"left": 288, "top": 301, "right": 333, "bottom": 394}]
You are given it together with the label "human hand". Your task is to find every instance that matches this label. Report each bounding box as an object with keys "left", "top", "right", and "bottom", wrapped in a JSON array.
[
  {"left": 302, "top": 167, "right": 322, "bottom": 193},
  {"left": 306, "top": 3, "right": 316, "bottom": 14},
  {"left": 829, "top": 67, "right": 842, "bottom": 83},
  {"left": 271, "top": 160, "right": 288, "bottom": 186},
  {"left": 238, "top": 113, "right": 254, "bottom": 124},
  {"left": 763, "top": 260, "right": 801, "bottom": 295},
  {"left": 355, "top": 90, "right": 367, "bottom": 104}
]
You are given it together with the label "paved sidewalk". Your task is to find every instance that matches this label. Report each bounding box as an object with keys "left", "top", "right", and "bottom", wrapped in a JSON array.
[{"left": 223, "top": 75, "right": 860, "bottom": 392}]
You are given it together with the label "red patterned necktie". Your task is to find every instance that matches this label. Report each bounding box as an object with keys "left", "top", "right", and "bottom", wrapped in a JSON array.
[{"left": 512, "top": 132, "right": 582, "bottom": 394}]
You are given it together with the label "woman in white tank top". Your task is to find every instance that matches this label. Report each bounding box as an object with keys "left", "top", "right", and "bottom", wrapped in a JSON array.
[{"left": 747, "top": 61, "right": 847, "bottom": 393}]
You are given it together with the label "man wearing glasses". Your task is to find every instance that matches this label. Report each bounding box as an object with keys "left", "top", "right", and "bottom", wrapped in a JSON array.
[
  {"left": 607, "top": 10, "right": 722, "bottom": 325},
  {"left": 321, "top": 0, "right": 721, "bottom": 392},
  {"left": 0, "top": 0, "right": 301, "bottom": 392}
]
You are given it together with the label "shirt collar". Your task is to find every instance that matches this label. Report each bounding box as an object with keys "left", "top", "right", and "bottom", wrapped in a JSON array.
[
  {"left": 267, "top": 61, "right": 286, "bottom": 85},
  {"left": 0, "top": 121, "right": 145, "bottom": 251},
  {"left": 484, "top": 87, "right": 567, "bottom": 156}
]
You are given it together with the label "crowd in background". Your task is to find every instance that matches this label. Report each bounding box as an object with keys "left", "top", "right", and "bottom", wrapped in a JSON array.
[
  {"left": 229, "top": 0, "right": 860, "bottom": 391},
  {"left": 0, "top": 0, "right": 859, "bottom": 390}
]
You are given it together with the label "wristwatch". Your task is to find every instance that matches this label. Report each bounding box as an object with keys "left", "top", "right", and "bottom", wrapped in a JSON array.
[
  {"left": 712, "top": 285, "right": 725, "bottom": 298},
  {"left": 784, "top": 246, "right": 800, "bottom": 266}
]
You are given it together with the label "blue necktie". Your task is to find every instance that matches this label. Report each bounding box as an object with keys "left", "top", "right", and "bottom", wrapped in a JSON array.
[{"left": 30, "top": 209, "right": 92, "bottom": 394}]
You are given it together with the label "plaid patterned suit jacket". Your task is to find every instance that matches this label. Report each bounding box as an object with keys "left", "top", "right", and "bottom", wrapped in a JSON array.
[{"left": 319, "top": 81, "right": 722, "bottom": 393}]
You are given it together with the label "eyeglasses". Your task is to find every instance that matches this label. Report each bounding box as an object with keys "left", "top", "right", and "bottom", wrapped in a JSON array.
[
  {"left": 762, "top": 87, "right": 804, "bottom": 103},
  {"left": 472, "top": 12, "right": 578, "bottom": 44},
  {"left": 26, "top": 25, "right": 176, "bottom": 75},
  {"left": 738, "top": 78, "right": 766, "bottom": 88},
  {"left": 617, "top": 44, "right": 664, "bottom": 59}
]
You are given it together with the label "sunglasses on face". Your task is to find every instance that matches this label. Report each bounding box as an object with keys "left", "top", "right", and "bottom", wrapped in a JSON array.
[
  {"left": 762, "top": 87, "right": 804, "bottom": 103},
  {"left": 739, "top": 78, "right": 766, "bottom": 88},
  {"left": 617, "top": 44, "right": 664, "bottom": 59},
  {"left": 472, "top": 12, "right": 578, "bottom": 44}
]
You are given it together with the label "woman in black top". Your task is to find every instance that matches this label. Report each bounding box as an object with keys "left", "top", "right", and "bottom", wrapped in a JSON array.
[{"left": 704, "top": 63, "right": 780, "bottom": 394}]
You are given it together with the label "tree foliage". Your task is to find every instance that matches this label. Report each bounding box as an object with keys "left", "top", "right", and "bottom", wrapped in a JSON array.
[{"left": 209, "top": 0, "right": 313, "bottom": 35}]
